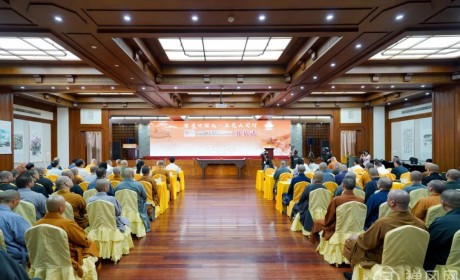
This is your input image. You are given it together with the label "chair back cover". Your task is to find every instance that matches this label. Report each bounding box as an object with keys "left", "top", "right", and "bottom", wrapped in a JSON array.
[
  {"left": 115, "top": 189, "right": 139, "bottom": 213},
  {"left": 83, "top": 189, "right": 98, "bottom": 202},
  {"left": 445, "top": 230, "right": 460, "bottom": 268},
  {"left": 292, "top": 181, "right": 308, "bottom": 202},
  {"left": 409, "top": 188, "right": 429, "bottom": 209},
  {"left": 264, "top": 168, "right": 275, "bottom": 176},
  {"left": 78, "top": 181, "right": 89, "bottom": 192},
  {"left": 309, "top": 188, "right": 332, "bottom": 221},
  {"left": 323, "top": 181, "right": 338, "bottom": 195},
  {"left": 381, "top": 173, "right": 396, "bottom": 181},
  {"left": 87, "top": 200, "right": 117, "bottom": 230},
  {"left": 110, "top": 180, "right": 120, "bottom": 188},
  {"left": 46, "top": 174, "right": 59, "bottom": 183},
  {"left": 335, "top": 201, "right": 367, "bottom": 234},
  {"left": 107, "top": 174, "right": 115, "bottom": 180},
  {"left": 279, "top": 172, "right": 293, "bottom": 181},
  {"left": 25, "top": 224, "right": 77, "bottom": 279},
  {"left": 13, "top": 200, "right": 36, "bottom": 226},
  {"left": 425, "top": 204, "right": 446, "bottom": 227},
  {"left": 63, "top": 202, "right": 74, "bottom": 220},
  {"left": 0, "top": 228, "right": 5, "bottom": 251},
  {"left": 391, "top": 182, "right": 403, "bottom": 190},
  {"left": 152, "top": 174, "right": 167, "bottom": 183},
  {"left": 352, "top": 188, "right": 365, "bottom": 200},
  {"left": 139, "top": 181, "right": 154, "bottom": 204},
  {"left": 381, "top": 225, "right": 429, "bottom": 267},
  {"left": 305, "top": 172, "right": 314, "bottom": 180},
  {"left": 378, "top": 202, "right": 391, "bottom": 218},
  {"left": 400, "top": 172, "right": 411, "bottom": 181}
]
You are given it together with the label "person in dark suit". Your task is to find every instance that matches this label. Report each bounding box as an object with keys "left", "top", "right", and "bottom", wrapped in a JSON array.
[
  {"left": 422, "top": 164, "right": 444, "bottom": 186},
  {"left": 390, "top": 160, "right": 408, "bottom": 180},
  {"left": 424, "top": 189, "right": 460, "bottom": 271}
]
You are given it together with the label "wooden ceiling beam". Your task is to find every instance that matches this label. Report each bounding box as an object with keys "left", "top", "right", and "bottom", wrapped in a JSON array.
[
  {"left": 0, "top": 65, "right": 103, "bottom": 75},
  {"left": 132, "top": 38, "right": 162, "bottom": 74}
]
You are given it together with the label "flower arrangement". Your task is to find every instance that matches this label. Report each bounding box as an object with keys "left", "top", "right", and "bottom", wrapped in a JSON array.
[{"left": 30, "top": 136, "right": 42, "bottom": 156}]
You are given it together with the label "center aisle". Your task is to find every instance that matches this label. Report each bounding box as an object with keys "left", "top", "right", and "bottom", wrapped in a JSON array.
[{"left": 99, "top": 178, "right": 347, "bottom": 279}]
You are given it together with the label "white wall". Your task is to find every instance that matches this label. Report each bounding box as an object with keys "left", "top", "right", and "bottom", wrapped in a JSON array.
[
  {"left": 391, "top": 117, "right": 432, "bottom": 162},
  {"left": 13, "top": 119, "right": 51, "bottom": 168},
  {"left": 57, "top": 107, "right": 70, "bottom": 167},
  {"left": 373, "top": 106, "right": 385, "bottom": 159}
]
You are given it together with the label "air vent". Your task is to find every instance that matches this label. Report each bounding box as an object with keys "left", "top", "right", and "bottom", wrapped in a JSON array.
[
  {"left": 13, "top": 104, "right": 54, "bottom": 120},
  {"left": 401, "top": 104, "right": 432, "bottom": 115},
  {"left": 389, "top": 103, "right": 432, "bottom": 119},
  {"left": 14, "top": 107, "right": 41, "bottom": 116}
]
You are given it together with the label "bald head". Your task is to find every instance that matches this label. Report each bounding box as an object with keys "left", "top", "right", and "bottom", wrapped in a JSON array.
[
  {"left": 297, "top": 164, "right": 306, "bottom": 173},
  {"left": 428, "top": 180, "right": 446, "bottom": 194},
  {"left": 369, "top": 168, "right": 379, "bottom": 177},
  {"left": 339, "top": 164, "right": 348, "bottom": 172},
  {"left": 157, "top": 160, "right": 165, "bottom": 167},
  {"left": 61, "top": 169, "right": 74, "bottom": 179},
  {"left": 280, "top": 160, "right": 286, "bottom": 167},
  {"left": 55, "top": 176, "right": 72, "bottom": 191},
  {"left": 441, "top": 190, "right": 460, "bottom": 210},
  {"left": 0, "top": 189, "right": 20, "bottom": 204},
  {"left": 113, "top": 167, "right": 120, "bottom": 175},
  {"left": 428, "top": 164, "right": 439, "bottom": 173},
  {"left": 344, "top": 172, "right": 356, "bottom": 180},
  {"left": 319, "top": 162, "right": 327, "bottom": 170},
  {"left": 46, "top": 195, "right": 66, "bottom": 213},
  {"left": 410, "top": 171, "right": 422, "bottom": 182},
  {"left": 95, "top": 179, "right": 110, "bottom": 192},
  {"left": 378, "top": 177, "right": 393, "bottom": 191},
  {"left": 387, "top": 190, "right": 410, "bottom": 211},
  {"left": 0, "top": 171, "right": 13, "bottom": 182},
  {"left": 313, "top": 171, "right": 323, "bottom": 183},
  {"left": 446, "top": 169, "right": 460, "bottom": 182},
  {"left": 123, "top": 168, "right": 135, "bottom": 179}
]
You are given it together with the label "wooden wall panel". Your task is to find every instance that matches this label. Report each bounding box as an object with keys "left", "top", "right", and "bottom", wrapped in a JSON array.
[
  {"left": 69, "top": 108, "right": 110, "bottom": 163},
  {"left": 0, "top": 94, "right": 14, "bottom": 170},
  {"left": 432, "top": 86, "right": 460, "bottom": 171}
]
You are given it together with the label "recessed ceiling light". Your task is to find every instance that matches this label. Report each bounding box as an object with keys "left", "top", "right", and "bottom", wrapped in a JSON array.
[
  {"left": 205, "top": 86, "right": 209, "bottom": 89},
  {"left": 313, "top": 76, "right": 318, "bottom": 80},
  {"left": 276, "top": 103, "right": 280, "bottom": 106},
  {"left": 114, "top": 64, "right": 119, "bottom": 67},
  {"left": 142, "top": 87, "right": 146, "bottom": 90},
  {"left": 66, "top": 86, "right": 70, "bottom": 90},
  {"left": 130, "top": 77, "right": 134, "bottom": 80},
  {"left": 111, "top": 86, "right": 115, "bottom": 90},
  {"left": 51, "top": 86, "right": 55, "bottom": 90},
  {"left": 258, "top": 15, "right": 266, "bottom": 21},
  {"left": 391, "top": 85, "right": 395, "bottom": 88},
  {"left": 387, "top": 102, "right": 391, "bottom": 105},
  {"left": 91, "top": 45, "right": 97, "bottom": 49},
  {"left": 376, "top": 86, "right": 380, "bottom": 89},
  {"left": 361, "top": 85, "right": 365, "bottom": 89},
  {"left": 283, "top": 99, "right": 286, "bottom": 101},
  {"left": 20, "top": 86, "right": 25, "bottom": 89},
  {"left": 330, "top": 62, "right": 336, "bottom": 67},
  {"left": 300, "top": 86, "right": 304, "bottom": 90},
  {"left": 355, "top": 43, "right": 362, "bottom": 49},
  {"left": 291, "top": 93, "right": 294, "bottom": 96},
  {"left": 191, "top": 15, "right": 199, "bottom": 22},
  {"left": 237, "top": 86, "right": 240, "bottom": 89},
  {"left": 174, "top": 86, "right": 178, "bottom": 89},
  {"left": 123, "top": 15, "right": 131, "bottom": 22},
  {"left": 268, "top": 86, "right": 272, "bottom": 89},
  {"left": 81, "top": 86, "right": 85, "bottom": 89},
  {"left": 54, "top": 16, "right": 63, "bottom": 22},
  {"left": 331, "top": 85, "right": 336, "bottom": 89},
  {"left": 326, "top": 14, "right": 334, "bottom": 21},
  {"left": 421, "top": 85, "right": 425, "bottom": 88},
  {"left": 395, "top": 14, "right": 404, "bottom": 21},
  {"left": 425, "top": 92, "right": 430, "bottom": 95},
  {"left": 404, "top": 98, "right": 408, "bottom": 101}
]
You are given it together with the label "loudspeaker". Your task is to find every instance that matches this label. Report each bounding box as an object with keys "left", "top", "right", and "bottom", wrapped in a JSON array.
[
  {"left": 112, "top": 141, "right": 121, "bottom": 160},
  {"left": 321, "top": 140, "right": 329, "bottom": 149},
  {"left": 307, "top": 137, "right": 314, "bottom": 145}
]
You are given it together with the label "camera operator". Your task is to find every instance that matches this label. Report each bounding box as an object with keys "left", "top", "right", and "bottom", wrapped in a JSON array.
[
  {"left": 360, "top": 150, "right": 371, "bottom": 165},
  {"left": 261, "top": 151, "right": 274, "bottom": 170},
  {"left": 290, "top": 145, "right": 300, "bottom": 169}
]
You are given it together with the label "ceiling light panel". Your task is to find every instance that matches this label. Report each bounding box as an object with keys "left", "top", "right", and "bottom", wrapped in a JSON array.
[
  {"left": 0, "top": 37, "right": 80, "bottom": 61},
  {"left": 370, "top": 35, "right": 460, "bottom": 60},
  {"left": 159, "top": 37, "right": 291, "bottom": 61}
]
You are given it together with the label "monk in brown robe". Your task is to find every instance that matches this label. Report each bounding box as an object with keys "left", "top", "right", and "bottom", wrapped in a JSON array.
[
  {"left": 111, "top": 167, "right": 123, "bottom": 182},
  {"left": 35, "top": 195, "right": 99, "bottom": 277},
  {"left": 136, "top": 166, "right": 159, "bottom": 206},
  {"left": 310, "top": 177, "right": 364, "bottom": 245},
  {"left": 344, "top": 190, "right": 426, "bottom": 269},
  {"left": 411, "top": 179, "right": 446, "bottom": 221},
  {"left": 151, "top": 160, "right": 170, "bottom": 185},
  {"left": 54, "top": 176, "right": 89, "bottom": 229}
]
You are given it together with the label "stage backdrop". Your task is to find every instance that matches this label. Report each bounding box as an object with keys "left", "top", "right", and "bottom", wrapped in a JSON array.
[{"left": 149, "top": 120, "right": 291, "bottom": 157}]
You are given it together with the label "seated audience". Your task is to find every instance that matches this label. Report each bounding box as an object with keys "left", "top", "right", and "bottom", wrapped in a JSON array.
[
  {"left": 332, "top": 161, "right": 341, "bottom": 176},
  {"left": 343, "top": 190, "right": 426, "bottom": 280},
  {"left": 120, "top": 160, "right": 128, "bottom": 179},
  {"left": 273, "top": 160, "right": 290, "bottom": 193},
  {"left": 422, "top": 164, "right": 443, "bottom": 186},
  {"left": 411, "top": 180, "right": 446, "bottom": 221},
  {"left": 424, "top": 189, "right": 460, "bottom": 271},
  {"left": 47, "top": 157, "right": 62, "bottom": 170},
  {"left": 364, "top": 177, "right": 392, "bottom": 229},
  {"left": 293, "top": 172, "right": 326, "bottom": 232},
  {"left": 166, "top": 156, "right": 182, "bottom": 174},
  {"left": 137, "top": 166, "right": 159, "bottom": 207},
  {"left": 88, "top": 168, "right": 114, "bottom": 196},
  {"left": 310, "top": 177, "right": 364, "bottom": 245},
  {"left": 308, "top": 159, "right": 319, "bottom": 172},
  {"left": 136, "top": 160, "right": 145, "bottom": 175},
  {"left": 54, "top": 176, "right": 89, "bottom": 229},
  {"left": 87, "top": 158, "right": 98, "bottom": 170},
  {"left": 444, "top": 169, "right": 460, "bottom": 190},
  {"left": 294, "top": 158, "right": 310, "bottom": 176},
  {"left": 115, "top": 159, "right": 122, "bottom": 168},
  {"left": 84, "top": 166, "right": 98, "bottom": 183},
  {"left": 25, "top": 163, "right": 34, "bottom": 171},
  {"left": 0, "top": 249, "right": 29, "bottom": 279},
  {"left": 334, "top": 164, "right": 348, "bottom": 186},
  {"left": 327, "top": 157, "right": 338, "bottom": 170},
  {"left": 374, "top": 160, "right": 389, "bottom": 175},
  {"left": 105, "top": 160, "right": 114, "bottom": 175},
  {"left": 350, "top": 159, "right": 364, "bottom": 173},
  {"left": 403, "top": 171, "right": 426, "bottom": 193},
  {"left": 68, "top": 158, "right": 78, "bottom": 169},
  {"left": 71, "top": 167, "right": 83, "bottom": 186},
  {"left": 0, "top": 190, "right": 30, "bottom": 266},
  {"left": 111, "top": 167, "right": 123, "bottom": 182},
  {"left": 357, "top": 163, "right": 374, "bottom": 188},
  {"left": 319, "top": 162, "right": 335, "bottom": 183},
  {"left": 61, "top": 169, "right": 83, "bottom": 196},
  {"left": 290, "top": 150, "right": 300, "bottom": 169},
  {"left": 16, "top": 175, "right": 47, "bottom": 220},
  {"left": 47, "top": 160, "right": 62, "bottom": 176},
  {"left": 35, "top": 195, "right": 99, "bottom": 278},
  {"left": 0, "top": 171, "right": 17, "bottom": 191},
  {"left": 115, "top": 168, "right": 150, "bottom": 233},
  {"left": 282, "top": 165, "right": 310, "bottom": 206},
  {"left": 87, "top": 179, "right": 130, "bottom": 232},
  {"left": 25, "top": 169, "right": 48, "bottom": 198},
  {"left": 35, "top": 167, "right": 54, "bottom": 196},
  {"left": 151, "top": 160, "right": 170, "bottom": 185},
  {"left": 75, "top": 160, "right": 90, "bottom": 179},
  {"left": 391, "top": 160, "right": 408, "bottom": 180},
  {"left": 334, "top": 172, "right": 359, "bottom": 197},
  {"left": 422, "top": 160, "right": 432, "bottom": 178},
  {"left": 364, "top": 168, "right": 380, "bottom": 203}
]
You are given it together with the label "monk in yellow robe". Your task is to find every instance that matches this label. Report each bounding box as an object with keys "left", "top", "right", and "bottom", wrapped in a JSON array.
[
  {"left": 54, "top": 176, "right": 89, "bottom": 229},
  {"left": 35, "top": 195, "right": 99, "bottom": 277}
]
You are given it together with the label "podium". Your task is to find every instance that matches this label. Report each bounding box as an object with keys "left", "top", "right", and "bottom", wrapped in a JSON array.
[
  {"left": 264, "top": 147, "right": 274, "bottom": 159},
  {"left": 123, "top": 144, "right": 138, "bottom": 160}
]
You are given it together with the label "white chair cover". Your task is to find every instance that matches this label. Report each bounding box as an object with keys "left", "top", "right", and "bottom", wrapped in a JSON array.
[
  {"left": 26, "top": 224, "right": 98, "bottom": 280},
  {"left": 353, "top": 188, "right": 365, "bottom": 200},
  {"left": 86, "top": 200, "right": 134, "bottom": 263},
  {"left": 353, "top": 225, "right": 430, "bottom": 280},
  {"left": 425, "top": 205, "right": 447, "bottom": 227},
  {"left": 13, "top": 200, "right": 36, "bottom": 226},
  {"left": 434, "top": 230, "right": 460, "bottom": 277},
  {"left": 83, "top": 189, "right": 98, "bottom": 202},
  {"left": 318, "top": 201, "right": 367, "bottom": 265},
  {"left": 64, "top": 201, "right": 75, "bottom": 221},
  {"left": 0, "top": 228, "right": 5, "bottom": 251},
  {"left": 378, "top": 202, "right": 391, "bottom": 218},
  {"left": 409, "top": 189, "right": 429, "bottom": 209},
  {"left": 310, "top": 188, "right": 332, "bottom": 221},
  {"left": 115, "top": 189, "right": 146, "bottom": 238}
]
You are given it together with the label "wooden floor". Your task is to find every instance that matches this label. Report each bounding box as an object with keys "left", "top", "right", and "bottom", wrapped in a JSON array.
[{"left": 99, "top": 177, "right": 348, "bottom": 279}]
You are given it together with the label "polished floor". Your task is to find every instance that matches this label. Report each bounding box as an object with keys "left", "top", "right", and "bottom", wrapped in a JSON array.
[{"left": 99, "top": 178, "right": 348, "bottom": 279}]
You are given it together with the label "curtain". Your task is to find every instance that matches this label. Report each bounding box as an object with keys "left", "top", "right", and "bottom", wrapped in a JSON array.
[
  {"left": 340, "top": 130, "right": 357, "bottom": 159},
  {"left": 85, "top": 131, "right": 102, "bottom": 163}
]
